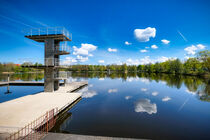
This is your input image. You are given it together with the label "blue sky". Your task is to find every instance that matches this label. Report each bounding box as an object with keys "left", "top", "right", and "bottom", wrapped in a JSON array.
[{"left": 0, "top": 0, "right": 209, "bottom": 65}]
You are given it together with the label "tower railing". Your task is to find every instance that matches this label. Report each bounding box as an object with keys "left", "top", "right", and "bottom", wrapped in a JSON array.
[
  {"left": 23, "top": 27, "right": 72, "bottom": 40},
  {"left": 55, "top": 44, "right": 70, "bottom": 53}
]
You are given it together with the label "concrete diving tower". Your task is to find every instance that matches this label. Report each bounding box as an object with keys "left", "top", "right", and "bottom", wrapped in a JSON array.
[{"left": 24, "top": 27, "right": 72, "bottom": 92}]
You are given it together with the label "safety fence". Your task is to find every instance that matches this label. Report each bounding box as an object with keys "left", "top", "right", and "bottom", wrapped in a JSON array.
[
  {"left": 6, "top": 108, "right": 58, "bottom": 140},
  {"left": 23, "top": 27, "right": 72, "bottom": 40}
]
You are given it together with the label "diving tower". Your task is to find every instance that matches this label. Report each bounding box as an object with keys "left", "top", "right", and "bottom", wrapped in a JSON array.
[{"left": 24, "top": 27, "right": 72, "bottom": 92}]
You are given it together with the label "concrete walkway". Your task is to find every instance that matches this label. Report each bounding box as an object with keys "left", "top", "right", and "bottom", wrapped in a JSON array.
[
  {"left": 0, "top": 82, "right": 87, "bottom": 135},
  {"left": 42, "top": 133, "right": 147, "bottom": 140}
]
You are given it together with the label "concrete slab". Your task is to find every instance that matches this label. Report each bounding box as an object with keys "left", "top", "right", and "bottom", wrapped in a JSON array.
[
  {"left": 0, "top": 81, "right": 87, "bottom": 134},
  {"left": 42, "top": 133, "right": 148, "bottom": 140}
]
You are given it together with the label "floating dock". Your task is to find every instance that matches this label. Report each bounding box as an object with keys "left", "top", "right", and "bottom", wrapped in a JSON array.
[{"left": 0, "top": 81, "right": 87, "bottom": 137}]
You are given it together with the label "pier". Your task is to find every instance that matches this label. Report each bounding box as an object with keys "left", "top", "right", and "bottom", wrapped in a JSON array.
[{"left": 0, "top": 81, "right": 87, "bottom": 138}]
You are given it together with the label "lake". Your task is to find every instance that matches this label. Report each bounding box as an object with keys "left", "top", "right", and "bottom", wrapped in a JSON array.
[{"left": 1, "top": 72, "right": 210, "bottom": 139}]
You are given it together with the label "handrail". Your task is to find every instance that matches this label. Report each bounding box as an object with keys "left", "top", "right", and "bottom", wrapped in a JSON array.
[{"left": 23, "top": 27, "right": 72, "bottom": 40}]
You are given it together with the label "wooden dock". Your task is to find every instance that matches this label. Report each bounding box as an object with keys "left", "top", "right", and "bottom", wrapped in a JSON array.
[{"left": 0, "top": 81, "right": 87, "bottom": 137}]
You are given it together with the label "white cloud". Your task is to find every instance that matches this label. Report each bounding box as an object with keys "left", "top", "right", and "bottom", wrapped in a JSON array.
[
  {"left": 125, "top": 96, "right": 132, "bottom": 100},
  {"left": 141, "top": 88, "right": 148, "bottom": 92},
  {"left": 126, "top": 58, "right": 140, "bottom": 65},
  {"left": 151, "top": 45, "right": 158, "bottom": 49},
  {"left": 134, "top": 27, "right": 156, "bottom": 42},
  {"left": 184, "top": 44, "right": 206, "bottom": 56},
  {"left": 145, "top": 46, "right": 150, "bottom": 49},
  {"left": 108, "top": 48, "right": 118, "bottom": 52},
  {"left": 61, "top": 57, "right": 77, "bottom": 65},
  {"left": 108, "top": 89, "right": 118, "bottom": 93},
  {"left": 134, "top": 99, "right": 157, "bottom": 114},
  {"left": 161, "top": 39, "right": 170, "bottom": 44},
  {"left": 73, "top": 43, "right": 97, "bottom": 62},
  {"left": 125, "top": 56, "right": 174, "bottom": 66},
  {"left": 140, "top": 49, "right": 148, "bottom": 53},
  {"left": 125, "top": 41, "right": 132, "bottom": 45},
  {"left": 152, "top": 91, "right": 159, "bottom": 96},
  {"left": 77, "top": 55, "right": 88, "bottom": 62},
  {"left": 196, "top": 44, "right": 205, "bottom": 49},
  {"left": 98, "top": 60, "right": 105, "bottom": 64},
  {"left": 184, "top": 45, "right": 197, "bottom": 55},
  {"left": 162, "top": 96, "right": 171, "bottom": 102},
  {"left": 157, "top": 56, "right": 169, "bottom": 63},
  {"left": 73, "top": 43, "right": 97, "bottom": 56}
]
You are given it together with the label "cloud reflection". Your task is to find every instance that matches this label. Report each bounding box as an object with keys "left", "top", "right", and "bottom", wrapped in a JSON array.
[
  {"left": 152, "top": 91, "right": 159, "bottom": 96},
  {"left": 141, "top": 88, "right": 148, "bottom": 92},
  {"left": 162, "top": 96, "right": 171, "bottom": 102},
  {"left": 108, "top": 89, "right": 118, "bottom": 93},
  {"left": 134, "top": 99, "right": 157, "bottom": 114},
  {"left": 80, "top": 87, "right": 97, "bottom": 98},
  {"left": 125, "top": 96, "right": 132, "bottom": 100}
]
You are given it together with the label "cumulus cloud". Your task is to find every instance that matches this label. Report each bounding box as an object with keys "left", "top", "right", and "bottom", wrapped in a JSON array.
[
  {"left": 61, "top": 57, "right": 77, "bottom": 65},
  {"left": 140, "top": 49, "right": 148, "bottom": 53},
  {"left": 161, "top": 39, "right": 170, "bottom": 44},
  {"left": 98, "top": 60, "right": 105, "bottom": 64},
  {"left": 125, "top": 56, "right": 175, "bottom": 66},
  {"left": 184, "top": 44, "right": 206, "bottom": 56},
  {"left": 162, "top": 96, "right": 171, "bottom": 102},
  {"left": 141, "top": 88, "right": 148, "bottom": 92},
  {"left": 73, "top": 43, "right": 97, "bottom": 56},
  {"left": 73, "top": 43, "right": 97, "bottom": 62},
  {"left": 125, "top": 96, "right": 132, "bottom": 100},
  {"left": 152, "top": 91, "right": 159, "bottom": 96},
  {"left": 134, "top": 99, "right": 157, "bottom": 114},
  {"left": 126, "top": 58, "right": 140, "bottom": 65},
  {"left": 197, "top": 44, "right": 205, "bottom": 49},
  {"left": 134, "top": 27, "right": 156, "bottom": 42},
  {"left": 77, "top": 55, "right": 88, "bottom": 62},
  {"left": 108, "top": 48, "right": 117, "bottom": 52},
  {"left": 184, "top": 45, "right": 197, "bottom": 55},
  {"left": 108, "top": 89, "right": 118, "bottom": 93},
  {"left": 125, "top": 41, "right": 132, "bottom": 45},
  {"left": 151, "top": 45, "right": 158, "bottom": 49}
]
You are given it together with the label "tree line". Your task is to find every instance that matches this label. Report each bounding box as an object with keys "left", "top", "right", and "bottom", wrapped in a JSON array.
[
  {"left": 68, "top": 50, "right": 210, "bottom": 76},
  {"left": 0, "top": 50, "right": 209, "bottom": 76}
]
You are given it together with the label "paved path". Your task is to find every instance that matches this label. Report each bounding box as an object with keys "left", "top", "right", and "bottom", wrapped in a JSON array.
[{"left": 42, "top": 133, "right": 147, "bottom": 140}]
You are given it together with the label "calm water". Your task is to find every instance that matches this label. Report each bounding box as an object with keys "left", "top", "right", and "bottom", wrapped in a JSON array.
[{"left": 1, "top": 72, "right": 210, "bottom": 139}]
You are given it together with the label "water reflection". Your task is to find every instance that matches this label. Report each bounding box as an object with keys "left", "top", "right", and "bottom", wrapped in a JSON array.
[
  {"left": 152, "top": 91, "right": 158, "bottom": 96},
  {"left": 134, "top": 99, "right": 157, "bottom": 114},
  {"left": 108, "top": 89, "right": 118, "bottom": 93},
  {"left": 162, "top": 96, "right": 171, "bottom": 102},
  {"left": 80, "top": 87, "right": 97, "bottom": 98},
  {"left": 70, "top": 72, "right": 210, "bottom": 102}
]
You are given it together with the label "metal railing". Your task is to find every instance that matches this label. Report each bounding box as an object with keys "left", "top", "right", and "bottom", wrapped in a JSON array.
[
  {"left": 55, "top": 45, "right": 70, "bottom": 53},
  {"left": 6, "top": 108, "right": 58, "bottom": 140},
  {"left": 23, "top": 27, "right": 72, "bottom": 40}
]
